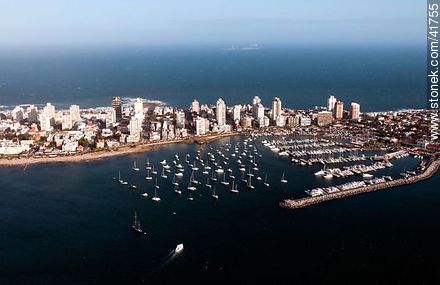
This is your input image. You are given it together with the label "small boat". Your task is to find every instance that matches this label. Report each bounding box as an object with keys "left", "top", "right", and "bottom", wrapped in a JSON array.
[
  {"left": 323, "top": 173, "right": 333, "bottom": 179},
  {"left": 175, "top": 243, "right": 184, "bottom": 253},
  {"left": 160, "top": 160, "right": 167, "bottom": 165},
  {"left": 363, "top": 173, "right": 374, "bottom": 179},
  {"left": 280, "top": 172, "right": 288, "bottom": 183},
  {"left": 205, "top": 176, "right": 212, "bottom": 188},
  {"left": 117, "top": 171, "right": 123, "bottom": 184},
  {"left": 247, "top": 176, "right": 255, "bottom": 190},
  {"left": 131, "top": 212, "right": 144, "bottom": 234},
  {"left": 230, "top": 180, "right": 239, "bottom": 193},
  {"left": 161, "top": 167, "right": 167, "bottom": 179},
  {"left": 151, "top": 166, "right": 158, "bottom": 175},
  {"left": 141, "top": 193, "right": 149, "bottom": 197},
  {"left": 175, "top": 172, "right": 184, "bottom": 178},
  {"left": 212, "top": 187, "right": 219, "bottom": 199},
  {"left": 130, "top": 184, "right": 137, "bottom": 190},
  {"left": 146, "top": 168, "right": 152, "bottom": 180},
  {"left": 174, "top": 186, "right": 182, "bottom": 195},
  {"left": 256, "top": 176, "right": 262, "bottom": 181},
  {"left": 221, "top": 173, "right": 229, "bottom": 186},
  {"left": 263, "top": 174, "right": 270, "bottom": 187},
  {"left": 152, "top": 178, "right": 161, "bottom": 202},
  {"left": 210, "top": 170, "right": 218, "bottom": 182},
  {"left": 172, "top": 176, "right": 179, "bottom": 186},
  {"left": 187, "top": 193, "right": 194, "bottom": 201},
  {"left": 132, "top": 161, "right": 140, "bottom": 172},
  {"left": 145, "top": 158, "right": 152, "bottom": 170}
]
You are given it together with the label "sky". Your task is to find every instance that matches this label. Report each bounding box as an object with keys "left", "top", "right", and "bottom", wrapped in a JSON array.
[{"left": 0, "top": 0, "right": 425, "bottom": 47}]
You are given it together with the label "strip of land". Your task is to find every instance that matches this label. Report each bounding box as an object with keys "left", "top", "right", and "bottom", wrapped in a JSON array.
[
  {"left": 0, "top": 132, "right": 239, "bottom": 167},
  {"left": 280, "top": 158, "right": 440, "bottom": 210}
]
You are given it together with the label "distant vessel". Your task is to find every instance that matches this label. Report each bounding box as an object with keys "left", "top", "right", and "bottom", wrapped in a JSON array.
[
  {"left": 130, "top": 184, "right": 137, "bottom": 190},
  {"left": 175, "top": 243, "right": 184, "bottom": 253},
  {"left": 247, "top": 175, "right": 255, "bottom": 190},
  {"left": 132, "top": 161, "right": 140, "bottom": 172},
  {"left": 118, "top": 171, "right": 128, "bottom": 185},
  {"left": 132, "top": 212, "right": 144, "bottom": 234},
  {"left": 363, "top": 173, "right": 374, "bottom": 179},
  {"left": 152, "top": 178, "right": 161, "bottom": 202},
  {"left": 280, "top": 172, "right": 288, "bottom": 183},
  {"left": 263, "top": 174, "right": 270, "bottom": 187},
  {"left": 212, "top": 187, "right": 219, "bottom": 199},
  {"left": 230, "top": 180, "right": 239, "bottom": 193},
  {"left": 221, "top": 173, "right": 229, "bottom": 186},
  {"left": 151, "top": 165, "right": 158, "bottom": 175}
]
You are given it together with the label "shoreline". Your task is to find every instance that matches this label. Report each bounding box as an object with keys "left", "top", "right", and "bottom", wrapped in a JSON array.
[
  {"left": 0, "top": 132, "right": 240, "bottom": 167},
  {"left": 280, "top": 158, "right": 440, "bottom": 210}
]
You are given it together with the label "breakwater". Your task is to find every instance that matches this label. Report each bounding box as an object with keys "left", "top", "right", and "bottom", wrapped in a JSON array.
[{"left": 280, "top": 158, "right": 440, "bottom": 210}]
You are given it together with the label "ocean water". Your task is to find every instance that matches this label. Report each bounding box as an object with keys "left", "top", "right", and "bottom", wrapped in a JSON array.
[
  {"left": 0, "top": 45, "right": 425, "bottom": 111},
  {"left": 0, "top": 136, "right": 439, "bottom": 284}
]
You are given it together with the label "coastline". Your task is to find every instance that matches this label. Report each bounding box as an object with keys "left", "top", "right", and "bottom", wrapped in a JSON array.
[
  {"left": 0, "top": 132, "right": 240, "bottom": 167},
  {"left": 280, "top": 158, "right": 440, "bottom": 210}
]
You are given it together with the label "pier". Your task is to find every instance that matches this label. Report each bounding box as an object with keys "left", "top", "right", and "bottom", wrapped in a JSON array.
[{"left": 280, "top": 158, "right": 440, "bottom": 210}]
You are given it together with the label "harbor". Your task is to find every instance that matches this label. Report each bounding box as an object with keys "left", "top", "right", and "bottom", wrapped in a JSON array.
[{"left": 280, "top": 158, "right": 440, "bottom": 210}]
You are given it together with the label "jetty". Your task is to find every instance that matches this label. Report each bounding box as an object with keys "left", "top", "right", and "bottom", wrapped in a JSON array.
[{"left": 280, "top": 158, "right": 440, "bottom": 210}]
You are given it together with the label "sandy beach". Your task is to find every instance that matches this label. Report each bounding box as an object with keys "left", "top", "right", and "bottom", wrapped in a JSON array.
[{"left": 0, "top": 132, "right": 240, "bottom": 167}]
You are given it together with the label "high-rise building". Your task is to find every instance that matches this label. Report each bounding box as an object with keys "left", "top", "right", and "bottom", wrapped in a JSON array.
[
  {"left": 11, "top": 106, "right": 24, "bottom": 122},
  {"left": 252, "top": 96, "right": 262, "bottom": 119},
  {"left": 176, "top": 110, "right": 185, "bottom": 129},
  {"left": 134, "top": 98, "right": 144, "bottom": 115},
  {"left": 69, "top": 105, "right": 81, "bottom": 124},
  {"left": 350, "top": 102, "right": 361, "bottom": 121},
  {"left": 42, "top": 103, "right": 56, "bottom": 126},
  {"left": 195, "top": 117, "right": 207, "bottom": 136},
  {"left": 112, "top": 97, "right": 122, "bottom": 122},
  {"left": 216, "top": 98, "right": 226, "bottom": 126},
  {"left": 328, "top": 95, "right": 337, "bottom": 111},
  {"left": 39, "top": 114, "right": 52, "bottom": 132},
  {"left": 27, "top": 105, "right": 39, "bottom": 123},
  {"left": 62, "top": 113, "right": 73, "bottom": 130},
  {"left": 334, "top": 101, "right": 344, "bottom": 120},
  {"left": 271, "top": 97, "right": 282, "bottom": 121},
  {"left": 191, "top": 99, "right": 200, "bottom": 114},
  {"left": 233, "top": 105, "right": 241, "bottom": 121},
  {"left": 317, "top": 111, "right": 333, "bottom": 126}
]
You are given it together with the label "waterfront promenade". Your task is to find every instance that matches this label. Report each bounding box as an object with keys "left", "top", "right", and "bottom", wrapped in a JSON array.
[
  {"left": 0, "top": 132, "right": 239, "bottom": 167},
  {"left": 280, "top": 158, "right": 440, "bottom": 210}
]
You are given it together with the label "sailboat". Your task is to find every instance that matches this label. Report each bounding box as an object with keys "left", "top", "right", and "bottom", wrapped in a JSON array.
[
  {"left": 151, "top": 178, "right": 161, "bottom": 202},
  {"left": 174, "top": 185, "right": 182, "bottom": 195},
  {"left": 263, "top": 174, "right": 270, "bottom": 187},
  {"left": 280, "top": 172, "right": 288, "bottom": 183},
  {"left": 131, "top": 212, "right": 144, "bottom": 234},
  {"left": 211, "top": 186, "right": 219, "bottom": 199},
  {"left": 118, "top": 171, "right": 123, "bottom": 184},
  {"left": 230, "top": 180, "right": 239, "bottom": 193},
  {"left": 145, "top": 158, "right": 152, "bottom": 170},
  {"left": 247, "top": 175, "right": 255, "bottom": 190},
  {"left": 205, "top": 176, "right": 212, "bottom": 188},
  {"left": 187, "top": 174, "right": 196, "bottom": 191},
  {"left": 161, "top": 167, "right": 167, "bottom": 179},
  {"left": 151, "top": 165, "right": 158, "bottom": 175},
  {"left": 118, "top": 171, "right": 128, "bottom": 185},
  {"left": 187, "top": 192, "right": 194, "bottom": 201},
  {"left": 145, "top": 168, "right": 152, "bottom": 180},
  {"left": 221, "top": 173, "right": 229, "bottom": 186},
  {"left": 210, "top": 170, "right": 217, "bottom": 182},
  {"left": 172, "top": 176, "right": 179, "bottom": 186},
  {"left": 132, "top": 161, "right": 140, "bottom": 171}
]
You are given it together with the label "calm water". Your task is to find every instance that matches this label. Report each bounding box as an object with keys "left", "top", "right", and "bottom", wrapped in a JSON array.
[
  {"left": 1, "top": 136, "right": 439, "bottom": 284},
  {"left": 0, "top": 45, "right": 425, "bottom": 111}
]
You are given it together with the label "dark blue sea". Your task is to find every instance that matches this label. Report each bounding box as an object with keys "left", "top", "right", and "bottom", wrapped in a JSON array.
[
  {"left": 0, "top": 136, "right": 439, "bottom": 284},
  {"left": 0, "top": 45, "right": 425, "bottom": 111}
]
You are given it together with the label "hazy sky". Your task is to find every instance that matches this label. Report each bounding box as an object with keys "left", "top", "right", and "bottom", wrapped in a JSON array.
[{"left": 0, "top": 0, "right": 424, "bottom": 46}]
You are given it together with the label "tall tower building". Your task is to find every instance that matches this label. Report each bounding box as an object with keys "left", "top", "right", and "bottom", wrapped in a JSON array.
[
  {"left": 271, "top": 97, "right": 282, "bottom": 121},
  {"left": 334, "top": 101, "right": 344, "bottom": 120},
  {"left": 216, "top": 98, "right": 226, "bottom": 126},
  {"left": 27, "top": 105, "right": 39, "bottom": 123},
  {"left": 112, "top": 96, "right": 122, "bottom": 122},
  {"left": 43, "top": 103, "right": 56, "bottom": 126},
  {"left": 328, "top": 95, "right": 337, "bottom": 112},
  {"left": 350, "top": 102, "right": 360, "bottom": 121},
  {"left": 191, "top": 99, "right": 200, "bottom": 114},
  {"left": 69, "top": 105, "right": 81, "bottom": 124},
  {"left": 134, "top": 98, "right": 144, "bottom": 115},
  {"left": 233, "top": 105, "right": 241, "bottom": 121},
  {"left": 252, "top": 96, "right": 262, "bottom": 119}
]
